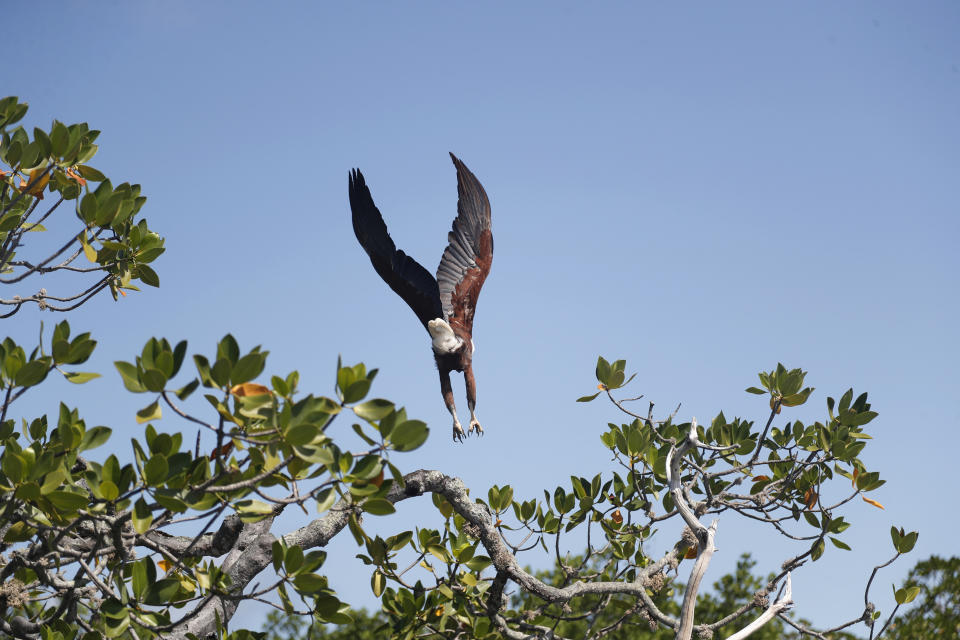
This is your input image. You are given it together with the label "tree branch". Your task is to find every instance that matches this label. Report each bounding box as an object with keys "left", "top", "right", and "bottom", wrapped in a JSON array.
[{"left": 726, "top": 573, "right": 793, "bottom": 640}]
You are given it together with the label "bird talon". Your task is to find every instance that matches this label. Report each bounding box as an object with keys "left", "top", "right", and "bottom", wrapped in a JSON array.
[
  {"left": 453, "top": 423, "right": 466, "bottom": 442},
  {"left": 468, "top": 419, "right": 483, "bottom": 437}
]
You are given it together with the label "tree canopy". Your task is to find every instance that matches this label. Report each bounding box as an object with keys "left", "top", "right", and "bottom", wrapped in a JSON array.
[
  {"left": 883, "top": 555, "right": 959, "bottom": 639},
  {"left": 0, "top": 97, "right": 163, "bottom": 316}
]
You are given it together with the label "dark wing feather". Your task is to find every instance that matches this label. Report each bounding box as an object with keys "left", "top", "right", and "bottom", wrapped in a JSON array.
[
  {"left": 349, "top": 169, "right": 443, "bottom": 330},
  {"left": 436, "top": 154, "right": 493, "bottom": 334}
]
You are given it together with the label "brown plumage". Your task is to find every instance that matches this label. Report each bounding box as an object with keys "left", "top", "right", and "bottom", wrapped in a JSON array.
[{"left": 349, "top": 153, "right": 493, "bottom": 441}]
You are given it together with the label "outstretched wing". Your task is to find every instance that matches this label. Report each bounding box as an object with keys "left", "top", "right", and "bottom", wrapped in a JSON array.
[
  {"left": 436, "top": 154, "right": 493, "bottom": 334},
  {"left": 349, "top": 169, "right": 443, "bottom": 330}
]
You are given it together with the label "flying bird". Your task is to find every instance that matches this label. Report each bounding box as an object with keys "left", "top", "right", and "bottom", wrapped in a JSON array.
[{"left": 349, "top": 153, "right": 493, "bottom": 442}]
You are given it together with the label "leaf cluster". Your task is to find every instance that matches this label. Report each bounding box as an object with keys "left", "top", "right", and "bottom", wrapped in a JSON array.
[
  {"left": 0, "top": 322, "right": 436, "bottom": 638},
  {"left": 0, "top": 96, "right": 163, "bottom": 315}
]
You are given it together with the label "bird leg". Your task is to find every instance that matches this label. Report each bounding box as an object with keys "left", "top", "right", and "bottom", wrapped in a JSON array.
[
  {"left": 440, "top": 369, "right": 465, "bottom": 442},
  {"left": 464, "top": 364, "right": 483, "bottom": 437}
]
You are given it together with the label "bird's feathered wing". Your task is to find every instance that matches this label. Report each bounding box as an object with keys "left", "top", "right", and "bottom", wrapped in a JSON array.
[
  {"left": 349, "top": 169, "right": 443, "bottom": 330},
  {"left": 436, "top": 154, "right": 493, "bottom": 334}
]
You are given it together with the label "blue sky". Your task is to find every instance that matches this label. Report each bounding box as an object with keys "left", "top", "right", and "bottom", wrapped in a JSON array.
[{"left": 4, "top": 1, "right": 959, "bottom": 633}]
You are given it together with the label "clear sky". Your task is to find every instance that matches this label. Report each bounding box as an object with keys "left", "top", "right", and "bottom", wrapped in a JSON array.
[{"left": 4, "top": 1, "right": 958, "bottom": 633}]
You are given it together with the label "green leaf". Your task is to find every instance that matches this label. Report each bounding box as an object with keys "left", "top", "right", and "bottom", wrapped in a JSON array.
[
  {"left": 78, "top": 426, "right": 111, "bottom": 452},
  {"left": 154, "top": 491, "right": 188, "bottom": 513},
  {"left": 50, "top": 121, "right": 69, "bottom": 156},
  {"left": 829, "top": 536, "right": 851, "bottom": 551},
  {"left": 142, "top": 578, "right": 180, "bottom": 605},
  {"left": 465, "top": 556, "right": 492, "bottom": 572},
  {"left": 132, "top": 559, "right": 148, "bottom": 599},
  {"left": 350, "top": 454, "right": 382, "bottom": 480},
  {"left": 426, "top": 544, "right": 450, "bottom": 563},
  {"left": 894, "top": 585, "right": 921, "bottom": 605},
  {"left": 98, "top": 480, "right": 119, "bottom": 501},
  {"left": 286, "top": 423, "right": 320, "bottom": 446},
  {"left": 114, "top": 360, "right": 146, "bottom": 392},
  {"left": 64, "top": 371, "right": 101, "bottom": 384},
  {"left": 15, "top": 359, "right": 49, "bottom": 387},
  {"left": 175, "top": 378, "right": 199, "bottom": 400},
  {"left": 132, "top": 498, "right": 153, "bottom": 534},
  {"left": 235, "top": 499, "right": 274, "bottom": 522},
  {"left": 293, "top": 572, "right": 327, "bottom": 593},
  {"left": 79, "top": 193, "right": 98, "bottom": 223},
  {"left": 144, "top": 455, "right": 169, "bottom": 485},
  {"left": 838, "top": 388, "right": 853, "bottom": 414},
  {"left": 387, "top": 531, "right": 413, "bottom": 551},
  {"left": 810, "top": 538, "right": 825, "bottom": 562},
  {"left": 782, "top": 387, "right": 814, "bottom": 407},
  {"left": 272, "top": 541, "right": 285, "bottom": 572},
  {"left": 343, "top": 379, "right": 371, "bottom": 403},
  {"left": 0, "top": 213, "right": 23, "bottom": 232},
  {"left": 33, "top": 127, "right": 52, "bottom": 156},
  {"left": 850, "top": 410, "right": 879, "bottom": 426},
  {"left": 577, "top": 392, "right": 601, "bottom": 402},
  {"left": 745, "top": 386, "right": 767, "bottom": 395},
  {"left": 284, "top": 545, "right": 304, "bottom": 574},
  {"left": 363, "top": 498, "right": 396, "bottom": 515},
  {"left": 217, "top": 335, "right": 240, "bottom": 365},
  {"left": 2, "top": 452, "right": 25, "bottom": 483},
  {"left": 231, "top": 353, "right": 265, "bottom": 385},
  {"left": 82, "top": 236, "right": 98, "bottom": 262},
  {"left": 137, "top": 264, "right": 160, "bottom": 287},
  {"left": 46, "top": 490, "right": 88, "bottom": 513},
  {"left": 136, "top": 400, "right": 162, "bottom": 424},
  {"left": 595, "top": 356, "right": 612, "bottom": 385},
  {"left": 171, "top": 340, "right": 188, "bottom": 376},
  {"left": 497, "top": 485, "right": 514, "bottom": 511},
  {"left": 76, "top": 165, "right": 107, "bottom": 182},
  {"left": 39, "top": 464, "right": 66, "bottom": 494},
  {"left": 898, "top": 530, "right": 919, "bottom": 554},
  {"left": 371, "top": 570, "right": 386, "bottom": 597},
  {"left": 15, "top": 482, "right": 40, "bottom": 502},
  {"left": 352, "top": 423, "right": 378, "bottom": 446},
  {"left": 193, "top": 355, "right": 217, "bottom": 388},
  {"left": 141, "top": 368, "right": 167, "bottom": 392},
  {"left": 390, "top": 420, "right": 429, "bottom": 452},
  {"left": 315, "top": 487, "right": 336, "bottom": 513},
  {"left": 353, "top": 398, "right": 394, "bottom": 421}
]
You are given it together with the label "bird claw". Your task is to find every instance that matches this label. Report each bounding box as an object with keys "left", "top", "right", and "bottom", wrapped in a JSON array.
[
  {"left": 453, "top": 422, "right": 466, "bottom": 443},
  {"left": 468, "top": 418, "right": 483, "bottom": 437}
]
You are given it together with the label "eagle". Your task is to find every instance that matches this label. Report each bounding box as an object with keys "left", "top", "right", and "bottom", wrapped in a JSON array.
[{"left": 348, "top": 153, "right": 493, "bottom": 442}]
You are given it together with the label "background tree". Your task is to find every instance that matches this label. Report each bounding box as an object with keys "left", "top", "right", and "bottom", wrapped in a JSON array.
[
  {"left": 0, "top": 99, "right": 922, "bottom": 640},
  {"left": 882, "top": 555, "right": 959, "bottom": 639},
  {"left": 263, "top": 553, "right": 960, "bottom": 640},
  {"left": 260, "top": 607, "right": 387, "bottom": 640},
  {"left": 0, "top": 97, "right": 163, "bottom": 316}
]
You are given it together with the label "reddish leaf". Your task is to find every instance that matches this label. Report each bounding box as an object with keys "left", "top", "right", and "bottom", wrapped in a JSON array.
[
  {"left": 19, "top": 168, "right": 50, "bottom": 198},
  {"left": 230, "top": 382, "right": 271, "bottom": 397},
  {"left": 210, "top": 442, "right": 234, "bottom": 459},
  {"left": 65, "top": 167, "right": 87, "bottom": 186}
]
